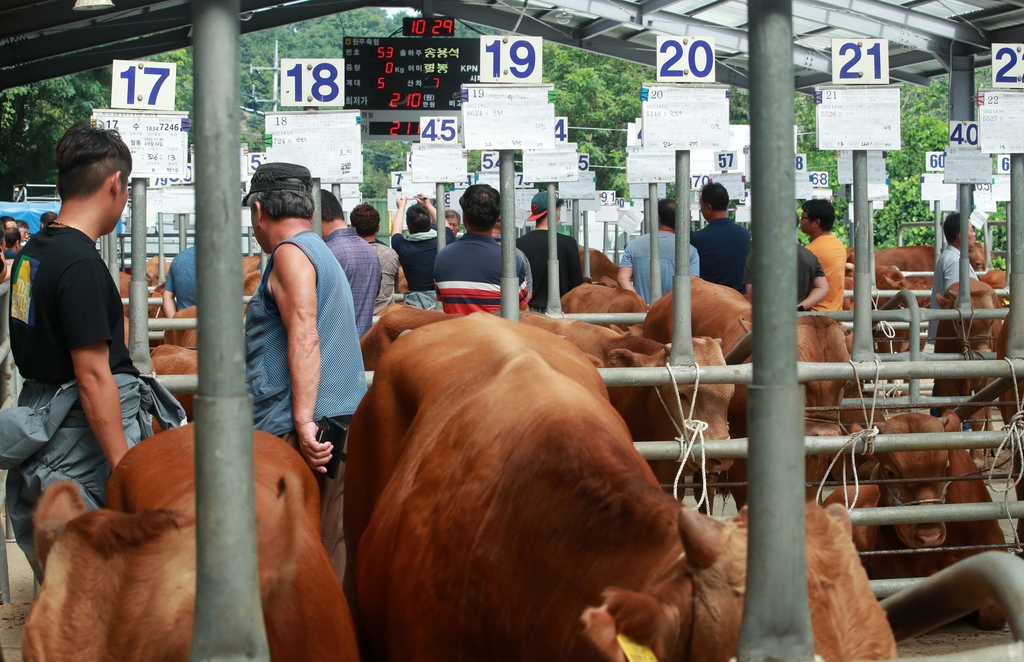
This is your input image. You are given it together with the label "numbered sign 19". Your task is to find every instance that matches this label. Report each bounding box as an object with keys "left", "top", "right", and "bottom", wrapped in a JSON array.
[
  {"left": 998, "top": 154, "right": 1011, "bottom": 174},
  {"left": 111, "top": 60, "right": 177, "bottom": 111},
  {"left": 554, "top": 117, "right": 568, "bottom": 143},
  {"left": 992, "top": 44, "right": 1024, "bottom": 88},
  {"left": 715, "top": 151, "right": 737, "bottom": 171},
  {"left": 480, "top": 151, "right": 500, "bottom": 171},
  {"left": 809, "top": 171, "right": 829, "bottom": 187},
  {"left": 830, "top": 39, "right": 889, "bottom": 85},
  {"left": 479, "top": 36, "right": 543, "bottom": 84},
  {"left": 925, "top": 151, "right": 946, "bottom": 172},
  {"left": 655, "top": 36, "right": 716, "bottom": 83},
  {"left": 795, "top": 153, "right": 807, "bottom": 172},
  {"left": 949, "top": 120, "right": 980, "bottom": 149},
  {"left": 280, "top": 59, "right": 345, "bottom": 107},
  {"left": 419, "top": 116, "right": 458, "bottom": 143}
]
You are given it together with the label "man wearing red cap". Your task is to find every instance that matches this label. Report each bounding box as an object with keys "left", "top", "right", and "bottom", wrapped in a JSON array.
[{"left": 516, "top": 191, "right": 583, "bottom": 312}]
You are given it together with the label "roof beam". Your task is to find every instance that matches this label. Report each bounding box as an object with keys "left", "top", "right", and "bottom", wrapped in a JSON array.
[
  {"left": 1, "top": 0, "right": 185, "bottom": 43},
  {"left": 581, "top": 18, "right": 626, "bottom": 38},
  {"left": 791, "top": 0, "right": 950, "bottom": 53},
  {"left": 804, "top": 0, "right": 989, "bottom": 46},
  {"left": 992, "top": 22, "right": 1024, "bottom": 42}
]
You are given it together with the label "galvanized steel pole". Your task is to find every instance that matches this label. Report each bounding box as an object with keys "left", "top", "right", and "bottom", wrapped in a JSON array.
[
  {"left": 1009, "top": 154, "right": 1024, "bottom": 356},
  {"left": 670, "top": 150, "right": 694, "bottom": 365},
  {"left": 311, "top": 177, "right": 322, "bottom": 238},
  {"left": 128, "top": 180, "right": 152, "bottom": 373},
  {"left": 436, "top": 182, "right": 447, "bottom": 253},
  {"left": 851, "top": 150, "right": 874, "bottom": 361},
  {"left": 106, "top": 232, "right": 119, "bottom": 283},
  {"left": 648, "top": 182, "right": 662, "bottom": 303},
  {"left": 934, "top": 202, "right": 942, "bottom": 265},
  {"left": 582, "top": 208, "right": 591, "bottom": 278},
  {"left": 739, "top": 0, "right": 815, "bottom": 655},
  {"left": 499, "top": 150, "right": 519, "bottom": 320},
  {"left": 546, "top": 182, "right": 562, "bottom": 313},
  {"left": 958, "top": 183, "right": 972, "bottom": 310},
  {"left": 190, "top": 0, "right": 270, "bottom": 658},
  {"left": 179, "top": 213, "right": 187, "bottom": 251},
  {"left": 158, "top": 214, "right": 166, "bottom": 284}
]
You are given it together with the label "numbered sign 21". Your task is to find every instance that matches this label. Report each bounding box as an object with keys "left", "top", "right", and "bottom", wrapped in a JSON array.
[
  {"left": 111, "top": 60, "right": 177, "bottom": 111},
  {"left": 656, "top": 36, "right": 716, "bottom": 83},
  {"left": 280, "top": 59, "right": 345, "bottom": 107},
  {"left": 831, "top": 39, "right": 888, "bottom": 84},
  {"left": 419, "top": 117, "right": 458, "bottom": 143},
  {"left": 992, "top": 44, "right": 1024, "bottom": 88},
  {"left": 479, "top": 36, "right": 543, "bottom": 83},
  {"left": 949, "top": 120, "right": 980, "bottom": 150}
]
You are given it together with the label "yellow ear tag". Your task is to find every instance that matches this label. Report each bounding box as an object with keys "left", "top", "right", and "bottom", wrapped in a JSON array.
[{"left": 617, "top": 634, "right": 659, "bottom": 662}]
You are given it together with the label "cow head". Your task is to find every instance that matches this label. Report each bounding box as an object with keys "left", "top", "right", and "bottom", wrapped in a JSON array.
[
  {"left": 581, "top": 503, "right": 894, "bottom": 662},
  {"left": 936, "top": 281, "right": 997, "bottom": 353},
  {"left": 874, "top": 413, "right": 959, "bottom": 548},
  {"left": 969, "top": 243, "right": 986, "bottom": 273},
  {"left": 798, "top": 317, "right": 850, "bottom": 438}
]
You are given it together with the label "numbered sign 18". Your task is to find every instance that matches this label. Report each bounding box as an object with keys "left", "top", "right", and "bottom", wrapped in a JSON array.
[
  {"left": 998, "top": 154, "right": 1011, "bottom": 174},
  {"left": 925, "top": 151, "right": 946, "bottom": 172},
  {"left": 419, "top": 116, "right": 458, "bottom": 143},
  {"left": 715, "top": 151, "right": 737, "bottom": 171},
  {"left": 949, "top": 120, "right": 980, "bottom": 150},
  {"left": 111, "top": 60, "right": 177, "bottom": 111},
  {"left": 655, "top": 36, "right": 716, "bottom": 83},
  {"left": 598, "top": 190, "right": 617, "bottom": 205},
  {"left": 480, "top": 151, "right": 500, "bottom": 171},
  {"left": 830, "top": 39, "right": 889, "bottom": 85},
  {"left": 809, "top": 171, "right": 829, "bottom": 187},
  {"left": 578, "top": 153, "right": 590, "bottom": 172},
  {"left": 479, "top": 36, "right": 543, "bottom": 84},
  {"left": 554, "top": 117, "right": 568, "bottom": 143},
  {"left": 795, "top": 153, "right": 807, "bottom": 172},
  {"left": 280, "top": 59, "right": 345, "bottom": 107},
  {"left": 992, "top": 44, "right": 1024, "bottom": 88}
]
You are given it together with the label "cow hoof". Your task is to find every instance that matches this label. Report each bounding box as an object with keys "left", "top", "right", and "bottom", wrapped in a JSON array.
[{"left": 976, "top": 605, "right": 1007, "bottom": 630}]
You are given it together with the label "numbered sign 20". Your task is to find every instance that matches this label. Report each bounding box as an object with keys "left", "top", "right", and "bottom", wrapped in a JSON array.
[
  {"left": 419, "top": 117, "right": 458, "bottom": 143},
  {"left": 555, "top": 117, "right": 568, "bottom": 143},
  {"left": 479, "top": 36, "right": 543, "bottom": 83},
  {"left": 111, "top": 60, "right": 177, "bottom": 111},
  {"left": 280, "top": 59, "right": 345, "bottom": 107},
  {"left": 830, "top": 39, "right": 889, "bottom": 85},
  {"left": 480, "top": 151, "right": 501, "bottom": 171},
  {"left": 925, "top": 151, "right": 946, "bottom": 171},
  {"left": 949, "top": 120, "right": 980, "bottom": 150},
  {"left": 992, "top": 44, "right": 1024, "bottom": 88},
  {"left": 656, "top": 36, "right": 716, "bottom": 83}
]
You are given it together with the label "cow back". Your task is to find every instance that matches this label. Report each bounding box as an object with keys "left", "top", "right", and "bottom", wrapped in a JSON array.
[
  {"left": 580, "top": 246, "right": 619, "bottom": 283},
  {"left": 874, "top": 246, "right": 935, "bottom": 273},
  {"left": 150, "top": 345, "right": 197, "bottom": 422},
  {"left": 644, "top": 277, "right": 751, "bottom": 352},
  {"left": 560, "top": 283, "right": 647, "bottom": 333},
  {"left": 359, "top": 305, "right": 457, "bottom": 371}
]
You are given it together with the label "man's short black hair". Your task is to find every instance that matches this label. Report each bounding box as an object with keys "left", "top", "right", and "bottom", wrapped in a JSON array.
[
  {"left": 40, "top": 212, "right": 57, "bottom": 228},
  {"left": 406, "top": 203, "right": 433, "bottom": 234},
  {"left": 943, "top": 213, "right": 963, "bottom": 244},
  {"left": 657, "top": 199, "right": 676, "bottom": 230},
  {"left": 350, "top": 203, "right": 381, "bottom": 238},
  {"left": 55, "top": 121, "right": 132, "bottom": 201},
  {"left": 16, "top": 220, "right": 29, "bottom": 231},
  {"left": 460, "top": 184, "right": 501, "bottom": 230},
  {"left": 5, "top": 228, "right": 20, "bottom": 249},
  {"left": 1, "top": 217, "right": 15, "bottom": 230},
  {"left": 802, "top": 199, "right": 835, "bottom": 232},
  {"left": 320, "top": 189, "right": 345, "bottom": 223},
  {"left": 700, "top": 183, "right": 729, "bottom": 212}
]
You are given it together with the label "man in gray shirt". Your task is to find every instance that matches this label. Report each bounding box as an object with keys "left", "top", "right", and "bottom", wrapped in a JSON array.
[
  {"left": 929, "top": 212, "right": 977, "bottom": 344},
  {"left": 617, "top": 199, "right": 700, "bottom": 304}
]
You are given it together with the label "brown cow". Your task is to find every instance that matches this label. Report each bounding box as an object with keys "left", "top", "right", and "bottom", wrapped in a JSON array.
[
  {"left": 349, "top": 317, "right": 896, "bottom": 661},
  {"left": 580, "top": 246, "right": 618, "bottom": 283},
  {"left": 25, "top": 425, "right": 360, "bottom": 661},
  {"left": 164, "top": 305, "right": 198, "bottom": 348},
  {"left": 144, "top": 255, "right": 170, "bottom": 286},
  {"left": 150, "top": 345, "right": 197, "bottom": 421},
  {"left": 359, "top": 305, "right": 457, "bottom": 371},
  {"left": 560, "top": 283, "right": 647, "bottom": 332},
  {"left": 823, "top": 413, "right": 1006, "bottom": 628}
]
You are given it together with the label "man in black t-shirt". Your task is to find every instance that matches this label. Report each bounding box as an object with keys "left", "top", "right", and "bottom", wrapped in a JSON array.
[
  {"left": 515, "top": 192, "right": 583, "bottom": 312},
  {"left": 391, "top": 194, "right": 455, "bottom": 309}
]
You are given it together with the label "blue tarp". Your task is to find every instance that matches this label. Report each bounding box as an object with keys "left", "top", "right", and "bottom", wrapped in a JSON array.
[{"left": 0, "top": 202, "right": 61, "bottom": 234}]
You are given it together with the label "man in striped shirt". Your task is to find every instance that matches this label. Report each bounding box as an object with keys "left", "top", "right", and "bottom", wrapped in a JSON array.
[{"left": 434, "top": 184, "right": 529, "bottom": 314}]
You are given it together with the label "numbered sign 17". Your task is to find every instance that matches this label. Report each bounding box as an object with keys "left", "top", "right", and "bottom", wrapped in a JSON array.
[
  {"left": 992, "top": 44, "right": 1024, "bottom": 88},
  {"left": 998, "top": 154, "right": 1011, "bottom": 174},
  {"left": 925, "top": 151, "right": 945, "bottom": 172},
  {"left": 280, "top": 59, "right": 345, "bottom": 107},
  {"left": 419, "top": 117, "right": 458, "bottom": 143},
  {"left": 479, "top": 36, "right": 543, "bottom": 84},
  {"left": 480, "top": 152, "right": 500, "bottom": 171},
  {"left": 830, "top": 39, "right": 889, "bottom": 85},
  {"left": 111, "top": 60, "right": 177, "bottom": 111},
  {"left": 554, "top": 117, "right": 568, "bottom": 143},
  {"left": 655, "top": 36, "right": 716, "bottom": 83},
  {"left": 948, "top": 120, "right": 980, "bottom": 150}
]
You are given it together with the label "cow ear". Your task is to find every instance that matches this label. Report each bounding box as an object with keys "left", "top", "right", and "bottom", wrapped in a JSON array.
[
  {"left": 936, "top": 292, "right": 953, "bottom": 308},
  {"left": 737, "top": 317, "right": 752, "bottom": 333},
  {"left": 33, "top": 481, "right": 87, "bottom": 570},
  {"left": 940, "top": 412, "right": 962, "bottom": 433},
  {"left": 677, "top": 506, "right": 726, "bottom": 570},
  {"left": 581, "top": 589, "right": 681, "bottom": 662},
  {"left": 849, "top": 422, "right": 864, "bottom": 433},
  {"left": 712, "top": 338, "right": 723, "bottom": 347},
  {"left": 584, "top": 353, "right": 604, "bottom": 369},
  {"left": 824, "top": 503, "right": 854, "bottom": 537},
  {"left": 607, "top": 349, "right": 640, "bottom": 368}
]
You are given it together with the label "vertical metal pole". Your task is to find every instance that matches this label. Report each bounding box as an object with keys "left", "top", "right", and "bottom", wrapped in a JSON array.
[
  {"left": 958, "top": 184, "right": 972, "bottom": 310},
  {"left": 934, "top": 201, "right": 942, "bottom": 265},
  {"left": 546, "top": 182, "right": 562, "bottom": 313},
  {"left": 649, "top": 182, "right": 662, "bottom": 303},
  {"left": 158, "top": 214, "right": 166, "bottom": 284},
  {"left": 851, "top": 150, "right": 874, "bottom": 361},
  {"left": 613, "top": 226, "right": 620, "bottom": 265},
  {"left": 119, "top": 235, "right": 126, "bottom": 271},
  {"left": 436, "top": 182, "right": 447, "bottom": 253},
  {"left": 247, "top": 227, "right": 254, "bottom": 258},
  {"left": 179, "top": 213, "right": 187, "bottom": 252},
  {"left": 602, "top": 220, "right": 608, "bottom": 258},
  {"left": 582, "top": 209, "right": 591, "bottom": 278},
  {"left": 106, "top": 232, "right": 119, "bottom": 283},
  {"left": 738, "top": 0, "right": 814, "bottom": 654},
  {"left": 312, "top": 177, "right": 322, "bottom": 238},
  {"left": 1008, "top": 154, "right": 1024, "bottom": 357},
  {"left": 670, "top": 150, "right": 694, "bottom": 365},
  {"left": 571, "top": 201, "right": 580, "bottom": 242},
  {"left": 190, "top": 0, "right": 270, "bottom": 658},
  {"left": 985, "top": 222, "right": 993, "bottom": 272},
  {"left": 128, "top": 180, "right": 152, "bottom": 373},
  {"left": 331, "top": 183, "right": 341, "bottom": 201},
  {"left": 499, "top": 150, "right": 519, "bottom": 321}
]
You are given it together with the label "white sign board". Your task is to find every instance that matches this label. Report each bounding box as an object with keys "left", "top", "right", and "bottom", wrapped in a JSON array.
[
  {"left": 110, "top": 60, "right": 177, "bottom": 111},
  {"left": 628, "top": 182, "right": 667, "bottom": 199},
  {"left": 993, "top": 174, "right": 1012, "bottom": 201},
  {"left": 461, "top": 85, "right": 555, "bottom": 150},
  {"left": 559, "top": 174, "right": 597, "bottom": 199},
  {"left": 618, "top": 207, "right": 643, "bottom": 235},
  {"left": 641, "top": 85, "right": 730, "bottom": 150},
  {"left": 444, "top": 188, "right": 467, "bottom": 219},
  {"left": 830, "top": 39, "right": 889, "bottom": 85},
  {"left": 626, "top": 120, "right": 641, "bottom": 147},
  {"left": 418, "top": 116, "right": 459, "bottom": 143},
  {"left": 709, "top": 172, "right": 745, "bottom": 200},
  {"left": 978, "top": 90, "right": 1024, "bottom": 153},
  {"left": 689, "top": 125, "right": 751, "bottom": 180},
  {"left": 626, "top": 147, "right": 675, "bottom": 184},
  {"left": 479, "top": 36, "right": 543, "bottom": 84},
  {"left": 398, "top": 180, "right": 437, "bottom": 198},
  {"left": 925, "top": 151, "right": 945, "bottom": 172},
  {"left": 944, "top": 147, "right": 991, "bottom": 184},
  {"left": 997, "top": 154, "right": 1012, "bottom": 174},
  {"left": 837, "top": 150, "right": 887, "bottom": 184},
  {"left": 655, "top": 36, "right": 716, "bottom": 83},
  {"left": 815, "top": 86, "right": 901, "bottom": 150},
  {"left": 410, "top": 143, "right": 467, "bottom": 183},
  {"left": 920, "top": 173, "right": 958, "bottom": 203},
  {"left": 387, "top": 188, "right": 402, "bottom": 212},
  {"left": 796, "top": 173, "right": 814, "bottom": 200},
  {"left": 973, "top": 183, "right": 997, "bottom": 212},
  {"left": 522, "top": 144, "right": 580, "bottom": 182},
  {"left": 279, "top": 59, "right": 345, "bottom": 107},
  {"left": 91, "top": 110, "right": 189, "bottom": 178},
  {"left": 265, "top": 111, "right": 362, "bottom": 182},
  {"left": 992, "top": 44, "right": 1024, "bottom": 89}
]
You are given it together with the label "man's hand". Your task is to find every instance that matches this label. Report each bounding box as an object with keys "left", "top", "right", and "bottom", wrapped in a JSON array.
[
  {"left": 393, "top": 197, "right": 407, "bottom": 236},
  {"left": 71, "top": 340, "right": 129, "bottom": 469},
  {"left": 417, "top": 194, "right": 437, "bottom": 221},
  {"left": 296, "top": 420, "right": 333, "bottom": 473}
]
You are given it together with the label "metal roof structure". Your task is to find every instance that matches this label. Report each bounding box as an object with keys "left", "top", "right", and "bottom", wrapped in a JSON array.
[{"left": 1, "top": 0, "right": 1023, "bottom": 91}]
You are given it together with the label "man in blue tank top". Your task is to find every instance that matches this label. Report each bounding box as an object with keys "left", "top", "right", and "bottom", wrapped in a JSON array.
[{"left": 244, "top": 162, "right": 366, "bottom": 581}]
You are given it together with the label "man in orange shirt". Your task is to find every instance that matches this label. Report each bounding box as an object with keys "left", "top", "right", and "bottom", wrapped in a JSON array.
[{"left": 800, "top": 199, "right": 847, "bottom": 311}]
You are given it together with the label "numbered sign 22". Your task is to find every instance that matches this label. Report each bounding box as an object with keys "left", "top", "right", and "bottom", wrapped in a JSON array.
[
  {"left": 554, "top": 117, "right": 568, "bottom": 143},
  {"left": 479, "top": 36, "right": 543, "bottom": 83},
  {"left": 998, "top": 154, "right": 1011, "bottom": 174},
  {"left": 715, "top": 151, "right": 737, "bottom": 171},
  {"left": 809, "top": 171, "right": 829, "bottom": 187},
  {"left": 925, "top": 151, "right": 946, "bottom": 172},
  {"left": 656, "top": 36, "right": 716, "bottom": 83},
  {"left": 419, "top": 117, "right": 458, "bottom": 143},
  {"left": 831, "top": 39, "right": 888, "bottom": 84},
  {"left": 992, "top": 44, "right": 1024, "bottom": 88},
  {"left": 949, "top": 120, "right": 980, "bottom": 150},
  {"left": 280, "top": 59, "right": 345, "bottom": 107},
  {"left": 111, "top": 60, "right": 177, "bottom": 111},
  {"left": 480, "top": 151, "right": 501, "bottom": 171}
]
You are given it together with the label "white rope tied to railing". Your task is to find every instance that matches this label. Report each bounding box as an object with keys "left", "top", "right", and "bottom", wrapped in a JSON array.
[
  {"left": 956, "top": 308, "right": 985, "bottom": 362},
  {"left": 877, "top": 319, "right": 897, "bottom": 354},
  {"left": 654, "top": 362, "right": 711, "bottom": 510},
  {"left": 988, "top": 358, "right": 1024, "bottom": 552},
  {"left": 884, "top": 479, "right": 951, "bottom": 506}
]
